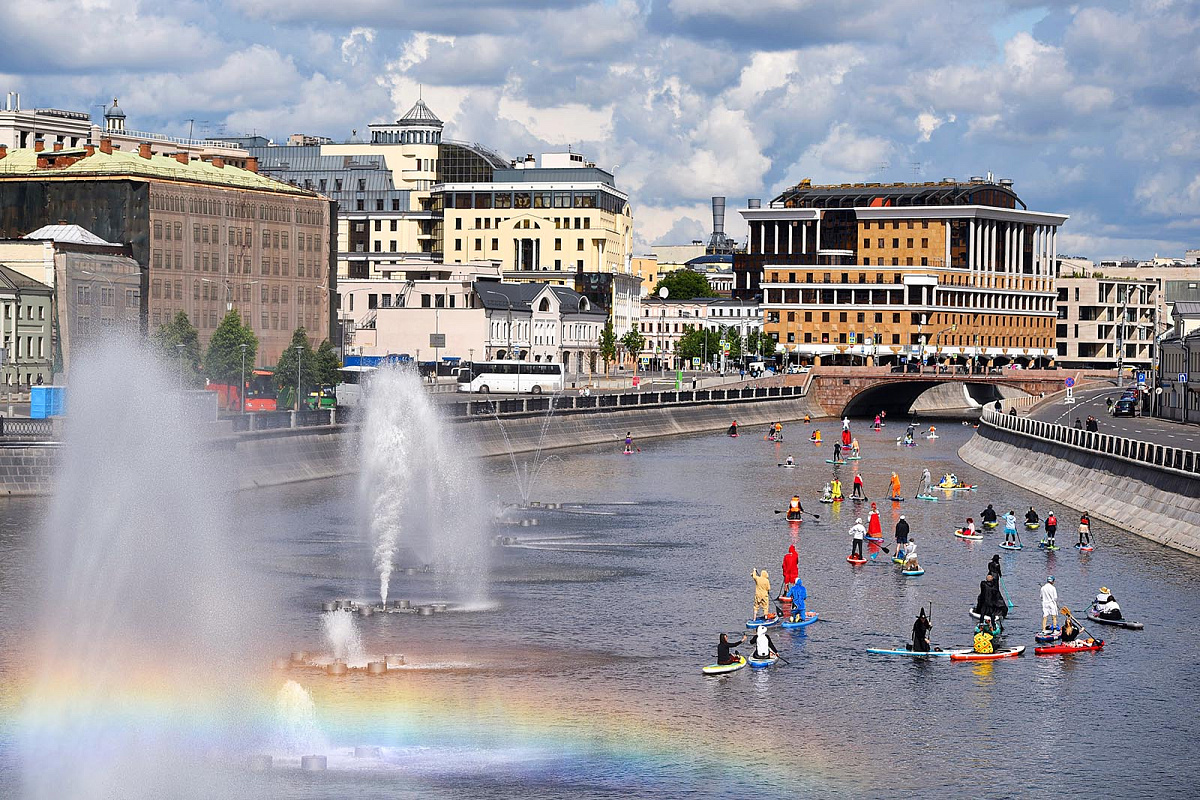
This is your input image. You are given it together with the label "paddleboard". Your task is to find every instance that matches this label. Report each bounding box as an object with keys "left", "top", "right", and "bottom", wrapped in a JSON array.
[
  {"left": 889, "top": 496, "right": 906, "bottom": 502},
  {"left": 954, "top": 530, "right": 983, "bottom": 540},
  {"left": 825, "top": 459, "right": 847, "bottom": 465},
  {"left": 865, "top": 535, "right": 885, "bottom": 543},
  {"left": 867, "top": 646, "right": 971, "bottom": 657},
  {"left": 745, "top": 616, "right": 780, "bottom": 629},
  {"left": 915, "top": 494, "right": 939, "bottom": 502},
  {"left": 927, "top": 435, "right": 939, "bottom": 439},
  {"left": 1086, "top": 610, "right": 1143, "bottom": 630},
  {"left": 702, "top": 655, "right": 746, "bottom": 675},
  {"left": 728, "top": 433, "right": 739, "bottom": 438},
  {"left": 950, "top": 646, "right": 1025, "bottom": 661},
  {"left": 902, "top": 568, "right": 925, "bottom": 576},
  {"left": 847, "top": 456, "right": 862, "bottom": 461},
  {"left": 622, "top": 451, "right": 633, "bottom": 456},
  {"left": 1035, "top": 628, "right": 1061, "bottom": 643},
  {"left": 983, "top": 521, "right": 999, "bottom": 529},
  {"left": 999, "top": 541, "right": 1023, "bottom": 551},
  {"left": 939, "top": 485, "right": 977, "bottom": 492},
  {"left": 747, "top": 654, "right": 779, "bottom": 669},
  {"left": 1038, "top": 541, "right": 1060, "bottom": 551},
  {"left": 1035, "top": 640, "right": 1104, "bottom": 655},
  {"left": 781, "top": 612, "right": 819, "bottom": 629},
  {"left": 785, "top": 511, "right": 802, "bottom": 522},
  {"left": 847, "top": 555, "right": 867, "bottom": 565},
  {"left": 820, "top": 497, "right": 844, "bottom": 504},
  {"left": 780, "top": 464, "right": 797, "bottom": 469},
  {"left": 892, "top": 557, "right": 906, "bottom": 564},
  {"left": 968, "top": 609, "right": 1007, "bottom": 623},
  {"left": 1075, "top": 543, "right": 1094, "bottom": 552},
  {"left": 1025, "top": 522, "right": 1041, "bottom": 530}
]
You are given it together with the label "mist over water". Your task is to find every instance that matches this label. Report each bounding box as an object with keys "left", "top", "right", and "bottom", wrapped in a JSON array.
[
  {"left": 320, "top": 611, "right": 366, "bottom": 667},
  {"left": 357, "top": 367, "right": 489, "bottom": 606},
  {"left": 19, "top": 338, "right": 261, "bottom": 800}
]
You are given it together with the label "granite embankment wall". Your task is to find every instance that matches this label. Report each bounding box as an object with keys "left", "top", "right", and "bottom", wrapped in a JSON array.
[
  {"left": 0, "top": 391, "right": 826, "bottom": 495},
  {"left": 959, "top": 412, "right": 1200, "bottom": 556}
]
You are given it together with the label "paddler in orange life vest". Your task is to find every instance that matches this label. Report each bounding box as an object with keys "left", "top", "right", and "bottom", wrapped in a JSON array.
[
  {"left": 889, "top": 472, "right": 902, "bottom": 499},
  {"left": 788, "top": 495, "right": 803, "bottom": 521}
]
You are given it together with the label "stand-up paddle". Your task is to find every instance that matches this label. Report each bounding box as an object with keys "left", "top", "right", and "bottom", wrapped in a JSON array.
[{"left": 774, "top": 510, "right": 820, "bottom": 520}]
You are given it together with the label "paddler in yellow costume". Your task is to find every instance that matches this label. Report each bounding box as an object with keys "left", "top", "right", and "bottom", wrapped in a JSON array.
[
  {"left": 751, "top": 568, "right": 772, "bottom": 621},
  {"left": 810, "top": 429, "right": 822, "bottom": 444},
  {"left": 829, "top": 477, "right": 843, "bottom": 501}
]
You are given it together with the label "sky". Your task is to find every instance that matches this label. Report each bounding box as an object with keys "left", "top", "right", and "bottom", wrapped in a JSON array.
[{"left": 2, "top": 0, "right": 1197, "bottom": 261}]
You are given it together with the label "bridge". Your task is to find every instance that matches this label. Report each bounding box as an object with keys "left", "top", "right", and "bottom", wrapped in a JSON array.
[{"left": 797, "top": 366, "right": 1110, "bottom": 417}]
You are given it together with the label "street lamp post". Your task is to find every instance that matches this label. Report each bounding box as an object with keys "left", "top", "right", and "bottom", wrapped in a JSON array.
[
  {"left": 295, "top": 344, "right": 303, "bottom": 412},
  {"left": 239, "top": 342, "right": 248, "bottom": 414}
]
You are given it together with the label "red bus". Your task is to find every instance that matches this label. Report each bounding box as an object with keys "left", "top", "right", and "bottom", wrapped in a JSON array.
[{"left": 206, "top": 368, "right": 278, "bottom": 412}]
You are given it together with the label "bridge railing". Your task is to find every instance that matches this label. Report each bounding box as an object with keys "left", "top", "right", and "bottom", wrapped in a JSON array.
[
  {"left": 980, "top": 407, "right": 1200, "bottom": 478},
  {"left": 452, "top": 383, "right": 809, "bottom": 418}
]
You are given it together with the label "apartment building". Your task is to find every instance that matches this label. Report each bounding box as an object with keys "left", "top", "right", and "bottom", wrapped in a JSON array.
[
  {"left": 736, "top": 176, "right": 1067, "bottom": 366},
  {"left": 1054, "top": 276, "right": 1158, "bottom": 370},
  {"left": 638, "top": 296, "right": 761, "bottom": 369},
  {"left": 0, "top": 139, "right": 335, "bottom": 365},
  {"left": 0, "top": 265, "right": 52, "bottom": 386},
  {"left": 233, "top": 99, "right": 510, "bottom": 281}
]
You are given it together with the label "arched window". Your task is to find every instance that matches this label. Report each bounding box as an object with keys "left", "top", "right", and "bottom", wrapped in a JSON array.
[{"left": 538, "top": 297, "right": 551, "bottom": 312}]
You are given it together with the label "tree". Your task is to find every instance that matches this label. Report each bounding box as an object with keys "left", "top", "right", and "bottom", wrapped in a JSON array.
[
  {"left": 598, "top": 319, "right": 618, "bottom": 375},
  {"left": 675, "top": 325, "right": 722, "bottom": 363},
  {"left": 747, "top": 329, "right": 775, "bottom": 359},
  {"left": 204, "top": 310, "right": 258, "bottom": 388},
  {"left": 152, "top": 311, "right": 203, "bottom": 387},
  {"left": 313, "top": 339, "right": 341, "bottom": 388},
  {"left": 652, "top": 269, "right": 716, "bottom": 300},
  {"left": 620, "top": 328, "right": 645, "bottom": 369},
  {"left": 274, "top": 328, "right": 317, "bottom": 410}
]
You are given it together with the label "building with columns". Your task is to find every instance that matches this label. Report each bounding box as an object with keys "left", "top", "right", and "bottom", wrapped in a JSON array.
[{"left": 735, "top": 176, "right": 1067, "bottom": 366}]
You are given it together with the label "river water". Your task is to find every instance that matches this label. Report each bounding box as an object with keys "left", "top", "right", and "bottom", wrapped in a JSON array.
[{"left": 1, "top": 421, "right": 1198, "bottom": 798}]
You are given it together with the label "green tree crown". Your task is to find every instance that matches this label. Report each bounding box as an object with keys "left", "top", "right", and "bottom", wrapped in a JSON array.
[
  {"left": 152, "top": 311, "right": 203, "bottom": 387},
  {"left": 652, "top": 269, "right": 717, "bottom": 300},
  {"left": 204, "top": 310, "right": 259, "bottom": 387},
  {"left": 273, "top": 328, "right": 317, "bottom": 409}
]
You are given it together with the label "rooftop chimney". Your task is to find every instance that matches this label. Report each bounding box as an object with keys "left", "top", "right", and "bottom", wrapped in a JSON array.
[
  {"left": 747, "top": 198, "right": 762, "bottom": 209},
  {"left": 99, "top": 138, "right": 113, "bottom": 155},
  {"left": 84, "top": 144, "right": 95, "bottom": 157},
  {"left": 34, "top": 138, "right": 44, "bottom": 152},
  {"left": 138, "top": 142, "right": 153, "bottom": 159},
  {"left": 174, "top": 152, "right": 188, "bottom": 165},
  {"left": 210, "top": 156, "right": 225, "bottom": 169},
  {"left": 0, "top": 145, "right": 7, "bottom": 160},
  {"left": 52, "top": 142, "right": 63, "bottom": 152},
  {"left": 245, "top": 156, "right": 258, "bottom": 174}
]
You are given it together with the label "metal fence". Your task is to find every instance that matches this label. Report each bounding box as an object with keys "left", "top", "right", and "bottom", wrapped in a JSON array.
[
  {"left": 981, "top": 407, "right": 1200, "bottom": 477},
  {"left": 0, "top": 417, "right": 55, "bottom": 441},
  {"left": 443, "top": 384, "right": 807, "bottom": 418}
]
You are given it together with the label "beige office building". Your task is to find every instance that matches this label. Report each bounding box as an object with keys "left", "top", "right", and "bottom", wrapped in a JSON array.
[{"left": 1055, "top": 276, "right": 1158, "bottom": 370}]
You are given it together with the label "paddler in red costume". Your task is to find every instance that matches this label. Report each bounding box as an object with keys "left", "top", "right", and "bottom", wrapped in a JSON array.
[
  {"left": 867, "top": 504, "right": 883, "bottom": 538},
  {"left": 782, "top": 545, "right": 799, "bottom": 592}
]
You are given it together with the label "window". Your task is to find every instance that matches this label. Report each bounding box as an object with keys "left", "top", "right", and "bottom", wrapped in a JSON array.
[
  {"left": 153, "top": 221, "right": 162, "bottom": 239},
  {"left": 577, "top": 239, "right": 584, "bottom": 251},
  {"left": 804, "top": 311, "right": 812, "bottom": 322},
  {"left": 892, "top": 238, "right": 899, "bottom": 248},
  {"left": 491, "top": 238, "right": 498, "bottom": 250},
  {"left": 555, "top": 238, "right": 562, "bottom": 251},
  {"left": 821, "top": 312, "right": 830, "bottom": 322},
  {"left": 906, "top": 238, "right": 913, "bottom": 248},
  {"left": 921, "top": 238, "right": 929, "bottom": 248},
  {"left": 193, "top": 224, "right": 201, "bottom": 242},
  {"left": 839, "top": 312, "right": 847, "bottom": 323},
  {"left": 863, "top": 239, "right": 870, "bottom": 249}
]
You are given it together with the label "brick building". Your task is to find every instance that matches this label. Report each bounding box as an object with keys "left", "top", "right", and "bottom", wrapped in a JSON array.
[{"left": 0, "top": 139, "right": 335, "bottom": 365}]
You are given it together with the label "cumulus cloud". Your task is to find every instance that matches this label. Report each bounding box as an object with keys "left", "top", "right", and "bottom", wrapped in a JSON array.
[{"left": 1, "top": 0, "right": 1196, "bottom": 259}]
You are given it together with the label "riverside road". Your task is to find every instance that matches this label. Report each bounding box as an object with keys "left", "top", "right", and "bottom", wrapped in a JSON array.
[{"left": 1028, "top": 384, "right": 1200, "bottom": 450}]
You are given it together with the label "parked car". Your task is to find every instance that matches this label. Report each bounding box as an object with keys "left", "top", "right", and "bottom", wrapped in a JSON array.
[{"left": 1113, "top": 399, "right": 1137, "bottom": 417}]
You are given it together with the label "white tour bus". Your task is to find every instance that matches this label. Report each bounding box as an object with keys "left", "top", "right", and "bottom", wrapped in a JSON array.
[
  {"left": 335, "top": 365, "right": 378, "bottom": 407},
  {"left": 456, "top": 361, "right": 564, "bottom": 394}
]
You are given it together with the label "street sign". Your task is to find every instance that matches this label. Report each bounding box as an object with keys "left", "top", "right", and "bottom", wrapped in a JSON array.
[
  {"left": 1180, "top": 373, "right": 1188, "bottom": 382},
  {"left": 691, "top": 357, "right": 700, "bottom": 368},
  {"left": 849, "top": 333, "right": 857, "bottom": 344},
  {"left": 1064, "top": 377, "right": 1075, "bottom": 388},
  {"left": 1136, "top": 371, "right": 1146, "bottom": 385},
  {"left": 429, "top": 333, "right": 446, "bottom": 348}
]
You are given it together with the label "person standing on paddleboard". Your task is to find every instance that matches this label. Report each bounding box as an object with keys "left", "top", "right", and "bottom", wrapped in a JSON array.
[
  {"left": 893, "top": 515, "right": 909, "bottom": 553},
  {"left": 1046, "top": 511, "right": 1058, "bottom": 545},
  {"left": 850, "top": 437, "right": 860, "bottom": 457},
  {"left": 1003, "top": 510, "right": 1018, "bottom": 545},
  {"left": 782, "top": 545, "right": 799, "bottom": 592},
  {"left": 717, "top": 633, "right": 746, "bottom": 665},
  {"left": 1041, "top": 576, "right": 1059, "bottom": 632},
  {"left": 987, "top": 554, "right": 1002, "bottom": 583},
  {"left": 624, "top": 432, "right": 634, "bottom": 454},
  {"left": 911, "top": 608, "right": 932, "bottom": 652},
  {"left": 889, "top": 472, "right": 902, "bottom": 500},
  {"left": 918, "top": 467, "right": 932, "bottom": 497},
  {"left": 833, "top": 441, "right": 843, "bottom": 462},
  {"left": 830, "top": 477, "right": 843, "bottom": 501},
  {"left": 843, "top": 417, "right": 850, "bottom": 432},
  {"left": 868, "top": 505, "right": 883, "bottom": 538},
  {"left": 841, "top": 428, "right": 852, "bottom": 447},
  {"left": 849, "top": 518, "right": 867, "bottom": 559},
  {"left": 851, "top": 472, "right": 865, "bottom": 499},
  {"left": 1078, "top": 513, "right": 1092, "bottom": 548},
  {"left": 751, "top": 569, "right": 771, "bottom": 621}
]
